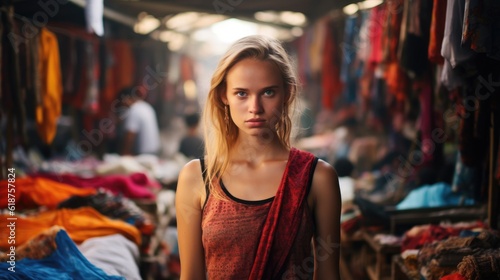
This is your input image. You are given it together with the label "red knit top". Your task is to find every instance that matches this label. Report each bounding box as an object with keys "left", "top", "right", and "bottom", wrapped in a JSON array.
[{"left": 201, "top": 149, "right": 317, "bottom": 279}]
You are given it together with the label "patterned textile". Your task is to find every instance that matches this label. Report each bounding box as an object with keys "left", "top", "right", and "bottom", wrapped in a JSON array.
[{"left": 202, "top": 148, "right": 318, "bottom": 279}]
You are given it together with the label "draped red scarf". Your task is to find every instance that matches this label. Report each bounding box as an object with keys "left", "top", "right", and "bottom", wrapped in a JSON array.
[{"left": 249, "top": 147, "right": 317, "bottom": 279}]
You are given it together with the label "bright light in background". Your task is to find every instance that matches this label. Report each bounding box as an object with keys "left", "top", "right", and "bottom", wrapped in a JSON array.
[
  {"left": 153, "top": 30, "right": 188, "bottom": 51},
  {"left": 291, "top": 27, "right": 303, "bottom": 37},
  {"left": 183, "top": 79, "right": 197, "bottom": 100},
  {"left": 254, "top": 11, "right": 279, "bottom": 23},
  {"left": 166, "top": 12, "right": 199, "bottom": 30},
  {"left": 211, "top": 18, "right": 258, "bottom": 43},
  {"left": 358, "top": 0, "right": 384, "bottom": 10},
  {"left": 279, "top": 11, "right": 307, "bottom": 26},
  {"left": 134, "top": 12, "right": 160, "bottom": 34},
  {"left": 190, "top": 14, "right": 227, "bottom": 30},
  {"left": 343, "top": 0, "right": 383, "bottom": 15},
  {"left": 343, "top": 4, "right": 359, "bottom": 15}
]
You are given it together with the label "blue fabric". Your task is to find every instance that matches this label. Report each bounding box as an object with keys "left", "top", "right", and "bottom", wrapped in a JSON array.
[
  {"left": 396, "top": 182, "right": 475, "bottom": 210},
  {"left": 0, "top": 230, "right": 124, "bottom": 280}
]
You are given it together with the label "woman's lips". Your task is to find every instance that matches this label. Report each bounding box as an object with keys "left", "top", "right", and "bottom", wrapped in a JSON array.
[{"left": 245, "top": 119, "right": 266, "bottom": 127}]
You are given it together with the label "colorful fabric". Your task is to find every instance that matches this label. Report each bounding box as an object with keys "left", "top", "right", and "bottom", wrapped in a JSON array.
[
  {"left": 58, "top": 189, "right": 155, "bottom": 236},
  {"left": 0, "top": 207, "right": 141, "bottom": 250},
  {"left": 202, "top": 148, "right": 318, "bottom": 279},
  {"left": 461, "top": 0, "right": 500, "bottom": 61},
  {"left": 37, "top": 27, "right": 63, "bottom": 144},
  {"left": 321, "top": 21, "right": 343, "bottom": 110},
  {"left": 0, "top": 226, "right": 61, "bottom": 262},
  {"left": 0, "top": 228, "right": 123, "bottom": 279},
  {"left": 428, "top": 0, "right": 448, "bottom": 64},
  {"left": 396, "top": 182, "right": 475, "bottom": 210},
  {"left": 0, "top": 177, "right": 96, "bottom": 210},
  {"left": 34, "top": 172, "right": 158, "bottom": 200}
]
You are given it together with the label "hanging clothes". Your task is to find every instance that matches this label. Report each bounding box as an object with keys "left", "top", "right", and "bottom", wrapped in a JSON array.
[
  {"left": 399, "top": 0, "right": 433, "bottom": 78},
  {"left": 321, "top": 20, "right": 344, "bottom": 110},
  {"left": 1, "top": 5, "right": 27, "bottom": 149},
  {"left": 383, "top": 0, "right": 409, "bottom": 102},
  {"left": 461, "top": 0, "right": 500, "bottom": 61},
  {"left": 368, "top": 4, "right": 387, "bottom": 66},
  {"left": 428, "top": 0, "right": 448, "bottom": 64},
  {"left": 440, "top": 0, "right": 476, "bottom": 90},
  {"left": 37, "top": 27, "right": 63, "bottom": 145}
]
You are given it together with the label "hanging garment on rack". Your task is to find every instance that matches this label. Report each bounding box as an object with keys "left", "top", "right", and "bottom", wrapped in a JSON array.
[
  {"left": 399, "top": 0, "right": 433, "bottom": 78},
  {"left": 321, "top": 20, "right": 343, "bottom": 110},
  {"left": 462, "top": 0, "right": 500, "bottom": 61},
  {"left": 368, "top": 4, "right": 386, "bottom": 66},
  {"left": 383, "top": 0, "right": 409, "bottom": 101},
  {"left": 1, "top": 5, "right": 27, "bottom": 148},
  {"left": 428, "top": 0, "right": 448, "bottom": 64},
  {"left": 440, "top": 0, "right": 476, "bottom": 90},
  {"left": 37, "top": 27, "right": 63, "bottom": 145},
  {"left": 85, "top": 0, "right": 104, "bottom": 36}
]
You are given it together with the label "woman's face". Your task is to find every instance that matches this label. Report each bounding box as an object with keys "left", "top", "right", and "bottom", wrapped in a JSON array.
[{"left": 223, "top": 58, "right": 285, "bottom": 139}]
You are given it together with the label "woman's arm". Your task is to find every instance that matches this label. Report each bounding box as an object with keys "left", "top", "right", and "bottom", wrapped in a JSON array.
[
  {"left": 175, "top": 159, "right": 207, "bottom": 280},
  {"left": 310, "top": 159, "right": 342, "bottom": 280}
]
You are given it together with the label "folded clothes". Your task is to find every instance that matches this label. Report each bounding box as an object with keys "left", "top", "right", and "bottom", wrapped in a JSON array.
[
  {"left": 33, "top": 172, "right": 158, "bottom": 200},
  {"left": 0, "top": 227, "right": 123, "bottom": 279}
]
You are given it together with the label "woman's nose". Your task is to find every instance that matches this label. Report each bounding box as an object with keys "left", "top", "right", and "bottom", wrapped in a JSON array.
[{"left": 249, "top": 96, "right": 263, "bottom": 114}]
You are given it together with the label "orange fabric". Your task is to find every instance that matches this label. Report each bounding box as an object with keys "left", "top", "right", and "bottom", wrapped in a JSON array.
[
  {"left": 0, "top": 177, "right": 96, "bottom": 210},
  {"left": 383, "top": 1, "right": 409, "bottom": 101},
  {"left": 37, "top": 28, "right": 63, "bottom": 144},
  {"left": 0, "top": 207, "right": 141, "bottom": 250},
  {"left": 428, "top": 0, "right": 447, "bottom": 64}
]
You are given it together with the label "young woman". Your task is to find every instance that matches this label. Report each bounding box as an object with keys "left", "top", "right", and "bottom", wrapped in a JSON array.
[{"left": 175, "top": 35, "right": 341, "bottom": 280}]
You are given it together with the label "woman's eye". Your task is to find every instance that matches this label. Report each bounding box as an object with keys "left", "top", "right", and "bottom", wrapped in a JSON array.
[
  {"left": 236, "top": 91, "right": 247, "bottom": 97},
  {"left": 263, "top": 89, "right": 275, "bottom": 96}
]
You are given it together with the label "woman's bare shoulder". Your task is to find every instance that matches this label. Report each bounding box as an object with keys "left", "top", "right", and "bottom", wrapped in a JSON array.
[
  {"left": 310, "top": 159, "right": 340, "bottom": 199},
  {"left": 177, "top": 159, "right": 205, "bottom": 206}
]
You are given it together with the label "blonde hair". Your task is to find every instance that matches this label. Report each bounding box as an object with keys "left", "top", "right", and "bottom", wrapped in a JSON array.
[{"left": 202, "top": 35, "right": 299, "bottom": 195}]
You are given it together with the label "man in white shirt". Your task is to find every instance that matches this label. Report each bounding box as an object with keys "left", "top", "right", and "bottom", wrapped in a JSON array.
[{"left": 118, "top": 86, "right": 160, "bottom": 155}]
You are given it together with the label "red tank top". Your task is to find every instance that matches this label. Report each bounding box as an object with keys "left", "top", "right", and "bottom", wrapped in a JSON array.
[{"left": 201, "top": 148, "right": 318, "bottom": 279}]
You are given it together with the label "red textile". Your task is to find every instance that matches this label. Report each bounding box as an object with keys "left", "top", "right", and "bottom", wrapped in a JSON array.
[
  {"left": 202, "top": 148, "right": 317, "bottom": 279},
  {"left": 33, "top": 172, "right": 159, "bottom": 200},
  {"left": 441, "top": 272, "right": 466, "bottom": 280},
  {"left": 401, "top": 223, "right": 483, "bottom": 252},
  {"left": 368, "top": 5, "right": 387, "bottom": 66},
  {"left": 383, "top": 0, "right": 409, "bottom": 101},
  {"left": 321, "top": 22, "right": 343, "bottom": 110},
  {"left": 249, "top": 148, "right": 317, "bottom": 279},
  {"left": 428, "top": 0, "right": 448, "bottom": 64}
]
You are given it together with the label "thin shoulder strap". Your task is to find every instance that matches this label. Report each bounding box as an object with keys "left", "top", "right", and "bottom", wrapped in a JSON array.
[
  {"left": 200, "top": 158, "right": 210, "bottom": 209},
  {"left": 306, "top": 157, "right": 319, "bottom": 197}
]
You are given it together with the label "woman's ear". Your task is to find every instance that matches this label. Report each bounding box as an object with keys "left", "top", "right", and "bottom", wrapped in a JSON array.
[{"left": 221, "top": 94, "right": 228, "bottom": 105}]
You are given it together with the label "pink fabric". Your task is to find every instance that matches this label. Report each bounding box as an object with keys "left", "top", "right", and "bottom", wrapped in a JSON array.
[{"left": 33, "top": 172, "right": 158, "bottom": 200}]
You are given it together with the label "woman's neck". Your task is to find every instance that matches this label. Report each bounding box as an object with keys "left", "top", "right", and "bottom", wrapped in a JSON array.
[{"left": 230, "top": 135, "right": 289, "bottom": 166}]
